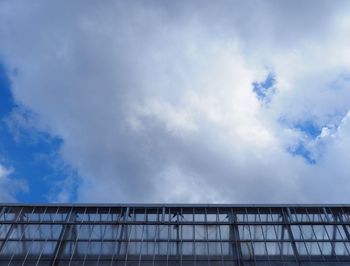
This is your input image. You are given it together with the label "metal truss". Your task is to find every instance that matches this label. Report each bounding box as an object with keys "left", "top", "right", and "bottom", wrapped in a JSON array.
[{"left": 0, "top": 204, "right": 350, "bottom": 265}]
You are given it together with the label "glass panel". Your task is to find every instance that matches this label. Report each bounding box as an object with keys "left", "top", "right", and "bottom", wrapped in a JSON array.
[
  {"left": 253, "top": 242, "right": 267, "bottom": 255},
  {"left": 0, "top": 206, "right": 349, "bottom": 264},
  {"left": 266, "top": 242, "right": 281, "bottom": 256}
]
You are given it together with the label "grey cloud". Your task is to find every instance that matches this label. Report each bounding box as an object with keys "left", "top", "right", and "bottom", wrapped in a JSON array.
[{"left": 1, "top": 0, "right": 350, "bottom": 203}]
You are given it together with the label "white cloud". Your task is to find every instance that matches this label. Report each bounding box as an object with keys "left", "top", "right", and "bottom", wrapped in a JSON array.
[
  {"left": 0, "top": 164, "right": 27, "bottom": 202},
  {"left": 1, "top": 0, "right": 350, "bottom": 202}
]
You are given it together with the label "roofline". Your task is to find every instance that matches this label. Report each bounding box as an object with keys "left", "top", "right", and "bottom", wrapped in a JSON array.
[{"left": 1, "top": 203, "right": 350, "bottom": 208}]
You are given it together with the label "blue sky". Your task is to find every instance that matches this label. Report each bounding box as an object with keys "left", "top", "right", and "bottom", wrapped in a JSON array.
[
  {"left": 1, "top": 0, "right": 350, "bottom": 203},
  {"left": 0, "top": 63, "right": 76, "bottom": 202}
]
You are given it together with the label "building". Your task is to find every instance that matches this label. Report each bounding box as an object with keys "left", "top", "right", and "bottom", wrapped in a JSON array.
[{"left": 0, "top": 204, "right": 350, "bottom": 265}]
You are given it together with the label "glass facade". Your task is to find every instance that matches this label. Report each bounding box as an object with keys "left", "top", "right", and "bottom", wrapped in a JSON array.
[{"left": 0, "top": 204, "right": 350, "bottom": 265}]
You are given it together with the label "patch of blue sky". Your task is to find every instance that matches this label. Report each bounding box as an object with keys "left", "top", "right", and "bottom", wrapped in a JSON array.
[
  {"left": 278, "top": 117, "right": 322, "bottom": 164},
  {"left": 287, "top": 143, "right": 316, "bottom": 165},
  {"left": 252, "top": 72, "right": 276, "bottom": 101},
  {"left": 283, "top": 114, "right": 349, "bottom": 165},
  {"left": 293, "top": 120, "right": 322, "bottom": 139},
  {"left": 253, "top": 73, "right": 319, "bottom": 164},
  {"left": 0, "top": 63, "right": 76, "bottom": 202}
]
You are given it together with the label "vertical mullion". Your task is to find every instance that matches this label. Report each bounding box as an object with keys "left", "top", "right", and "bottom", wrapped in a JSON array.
[
  {"left": 282, "top": 207, "right": 300, "bottom": 265},
  {"left": 21, "top": 207, "right": 49, "bottom": 265},
  {"left": 52, "top": 207, "right": 75, "bottom": 265},
  {"left": 35, "top": 207, "right": 61, "bottom": 265},
  {"left": 82, "top": 208, "right": 99, "bottom": 265},
  {"left": 7, "top": 207, "right": 36, "bottom": 265},
  {"left": 317, "top": 208, "right": 337, "bottom": 259},
  {"left": 257, "top": 208, "right": 271, "bottom": 265},
  {"left": 323, "top": 207, "right": 344, "bottom": 258},
  {"left": 0, "top": 206, "right": 24, "bottom": 255},
  {"left": 124, "top": 207, "right": 135, "bottom": 265},
  {"left": 339, "top": 207, "right": 350, "bottom": 240},
  {"left": 325, "top": 208, "right": 342, "bottom": 257},
  {"left": 161, "top": 207, "right": 165, "bottom": 258},
  {"left": 338, "top": 208, "right": 350, "bottom": 256},
  {"left": 330, "top": 208, "right": 350, "bottom": 256},
  {"left": 0, "top": 206, "right": 6, "bottom": 219},
  {"left": 175, "top": 209, "right": 180, "bottom": 259},
  {"left": 204, "top": 207, "right": 209, "bottom": 266},
  {"left": 22, "top": 207, "right": 47, "bottom": 266},
  {"left": 304, "top": 208, "right": 324, "bottom": 260},
  {"left": 152, "top": 208, "right": 159, "bottom": 266},
  {"left": 180, "top": 208, "right": 183, "bottom": 266},
  {"left": 193, "top": 208, "right": 196, "bottom": 266},
  {"left": 110, "top": 207, "right": 124, "bottom": 265},
  {"left": 230, "top": 208, "right": 242, "bottom": 266},
  {"left": 245, "top": 208, "right": 256, "bottom": 265},
  {"left": 268, "top": 208, "right": 284, "bottom": 263},
  {"left": 216, "top": 208, "right": 224, "bottom": 266},
  {"left": 331, "top": 211, "right": 338, "bottom": 257},
  {"left": 96, "top": 207, "right": 112, "bottom": 264},
  {"left": 157, "top": 207, "right": 163, "bottom": 262},
  {"left": 138, "top": 208, "right": 147, "bottom": 265},
  {"left": 166, "top": 207, "right": 170, "bottom": 266},
  {"left": 290, "top": 207, "right": 311, "bottom": 261},
  {"left": 68, "top": 207, "right": 88, "bottom": 265},
  {"left": 0, "top": 206, "right": 9, "bottom": 239}
]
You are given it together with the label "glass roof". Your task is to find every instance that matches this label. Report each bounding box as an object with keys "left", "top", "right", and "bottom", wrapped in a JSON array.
[{"left": 0, "top": 204, "right": 350, "bottom": 265}]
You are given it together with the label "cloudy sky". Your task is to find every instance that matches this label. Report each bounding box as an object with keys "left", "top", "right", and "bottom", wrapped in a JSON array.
[{"left": 0, "top": 0, "right": 350, "bottom": 203}]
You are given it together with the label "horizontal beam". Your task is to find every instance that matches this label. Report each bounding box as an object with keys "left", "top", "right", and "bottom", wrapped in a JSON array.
[
  {"left": 2, "top": 255, "right": 350, "bottom": 262},
  {"left": 2, "top": 238, "right": 349, "bottom": 243},
  {"left": 1, "top": 203, "right": 350, "bottom": 208},
  {"left": 0, "top": 221, "right": 348, "bottom": 225},
  {"left": 0, "top": 206, "right": 349, "bottom": 216}
]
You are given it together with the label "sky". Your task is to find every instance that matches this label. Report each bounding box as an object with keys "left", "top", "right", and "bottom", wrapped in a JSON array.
[{"left": 1, "top": 0, "right": 350, "bottom": 203}]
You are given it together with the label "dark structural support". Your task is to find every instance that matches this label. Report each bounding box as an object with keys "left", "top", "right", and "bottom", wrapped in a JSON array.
[
  {"left": 0, "top": 204, "right": 350, "bottom": 265},
  {"left": 284, "top": 207, "right": 300, "bottom": 265},
  {"left": 228, "top": 210, "right": 243, "bottom": 266},
  {"left": 0, "top": 207, "right": 23, "bottom": 254},
  {"left": 332, "top": 214, "right": 338, "bottom": 257},
  {"left": 51, "top": 208, "right": 76, "bottom": 265}
]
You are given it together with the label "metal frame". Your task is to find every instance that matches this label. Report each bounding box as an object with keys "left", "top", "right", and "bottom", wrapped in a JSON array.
[{"left": 0, "top": 204, "right": 350, "bottom": 265}]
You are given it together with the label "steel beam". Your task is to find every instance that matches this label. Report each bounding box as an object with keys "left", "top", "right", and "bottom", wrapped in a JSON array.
[
  {"left": 0, "top": 207, "right": 23, "bottom": 254},
  {"left": 228, "top": 210, "right": 243, "bottom": 266},
  {"left": 52, "top": 209, "right": 76, "bottom": 265},
  {"left": 284, "top": 208, "right": 300, "bottom": 265}
]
